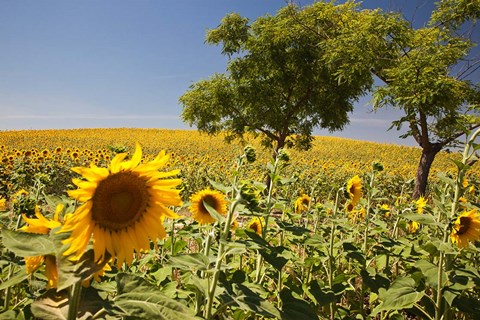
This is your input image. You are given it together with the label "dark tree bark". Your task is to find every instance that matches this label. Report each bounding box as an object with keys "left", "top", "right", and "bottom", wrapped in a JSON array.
[{"left": 412, "top": 143, "right": 443, "bottom": 199}]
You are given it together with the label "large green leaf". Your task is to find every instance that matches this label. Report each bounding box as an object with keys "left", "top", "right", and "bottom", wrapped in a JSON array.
[
  {"left": 31, "top": 287, "right": 105, "bottom": 320},
  {"left": 372, "top": 277, "right": 424, "bottom": 315},
  {"left": 402, "top": 213, "right": 438, "bottom": 226},
  {"left": 166, "top": 253, "right": 210, "bottom": 271},
  {"left": 280, "top": 289, "right": 318, "bottom": 320},
  {"left": 415, "top": 259, "right": 444, "bottom": 289},
  {"left": 114, "top": 273, "right": 199, "bottom": 320},
  {"left": 219, "top": 283, "right": 282, "bottom": 318},
  {"left": 2, "top": 229, "right": 56, "bottom": 257}
]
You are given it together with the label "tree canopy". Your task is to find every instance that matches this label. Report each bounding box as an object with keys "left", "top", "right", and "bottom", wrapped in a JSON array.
[
  {"left": 179, "top": 2, "right": 400, "bottom": 153},
  {"left": 371, "top": 0, "right": 480, "bottom": 197},
  {"left": 179, "top": 0, "right": 479, "bottom": 197}
]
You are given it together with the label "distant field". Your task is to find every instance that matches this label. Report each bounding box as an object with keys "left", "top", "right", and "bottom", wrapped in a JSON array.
[
  {"left": 0, "top": 128, "right": 473, "bottom": 199},
  {"left": 1, "top": 128, "right": 479, "bottom": 319}
]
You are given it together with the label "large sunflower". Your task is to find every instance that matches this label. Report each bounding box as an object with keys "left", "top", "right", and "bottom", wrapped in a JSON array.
[
  {"left": 294, "top": 194, "right": 311, "bottom": 214},
  {"left": 60, "top": 143, "right": 182, "bottom": 267},
  {"left": 21, "top": 205, "right": 63, "bottom": 288},
  {"left": 451, "top": 210, "right": 480, "bottom": 248},
  {"left": 189, "top": 189, "right": 228, "bottom": 224},
  {"left": 346, "top": 175, "right": 362, "bottom": 206}
]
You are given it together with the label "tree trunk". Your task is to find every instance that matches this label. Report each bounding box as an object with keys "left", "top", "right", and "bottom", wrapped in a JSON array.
[{"left": 412, "top": 145, "right": 441, "bottom": 199}]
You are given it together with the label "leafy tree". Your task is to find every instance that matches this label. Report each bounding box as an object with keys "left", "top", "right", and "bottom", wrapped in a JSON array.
[
  {"left": 179, "top": 2, "right": 398, "bottom": 157},
  {"left": 285, "top": 0, "right": 480, "bottom": 198},
  {"left": 372, "top": 0, "right": 480, "bottom": 198}
]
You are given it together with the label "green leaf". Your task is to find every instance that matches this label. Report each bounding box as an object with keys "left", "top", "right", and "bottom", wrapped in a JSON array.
[
  {"left": 276, "top": 221, "right": 311, "bottom": 236},
  {"left": 280, "top": 289, "right": 318, "bottom": 320},
  {"left": 31, "top": 287, "right": 105, "bottom": 320},
  {"left": 402, "top": 213, "right": 437, "bottom": 226},
  {"left": 166, "top": 253, "right": 210, "bottom": 271},
  {"left": 415, "top": 259, "right": 444, "bottom": 289},
  {"left": 2, "top": 229, "right": 56, "bottom": 257},
  {"left": 259, "top": 247, "right": 289, "bottom": 271},
  {"left": 172, "top": 239, "right": 188, "bottom": 255},
  {"left": 219, "top": 283, "right": 282, "bottom": 318},
  {"left": 208, "top": 179, "right": 231, "bottom": 194},
  {"left": 56, "top": 249, "right": 110, "bottom": 291},
  {"left": 361, "top": 269, "right": 390, "bottom": 294},
  {"left": 114, "top": 274, "right": 199, "bottom": 320},
  {"left": 203, "top": 200, "right": 225, "bottom": 223},
  {"left": 0, "top": 266, "right": 29, "bottom": 290},
  {"left": 372, "top": 277, "right": 424, "bottom": 315},
  {"left": 303, "top": 280, "right": 336, "bottom": 307},
  {"left": 223, "top": 240, "right": 247, "bottom": 256}
]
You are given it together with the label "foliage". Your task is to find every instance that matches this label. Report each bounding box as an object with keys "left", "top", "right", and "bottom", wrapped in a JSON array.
[
  {"left": 179, "top": 2, "right": 400, "bottom": 152},
  {"left": 0, "top": 127, "right": 479, "bottom": 319}
]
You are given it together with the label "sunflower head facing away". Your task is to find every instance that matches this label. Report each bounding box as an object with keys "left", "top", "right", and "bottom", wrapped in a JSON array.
[
  {"left": 451, "top": 210, "right": 480, "bottom": 248},
  {"left": 346, "top": 175, "right": 362, "bottom": 206},
  {"left": 294, "top": 194, "right": 311, "bottom": 214},
  {"left": 60, "top": 143, "right": 183, "bottom": 267},
  {"left": 189, "top": 189, "right": 228, "bottom": 224}
]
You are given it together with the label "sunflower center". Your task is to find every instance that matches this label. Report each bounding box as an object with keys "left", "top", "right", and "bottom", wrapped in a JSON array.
[
  {"left": 456, "top": 216, "right": 471, "bottom": 235},
  {"left": 91, "top": 171, "right": 149, "bottom": 230}
]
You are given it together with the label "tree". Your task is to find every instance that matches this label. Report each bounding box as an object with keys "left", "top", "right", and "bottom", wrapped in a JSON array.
[
  {"left": 372, "top": 0, "right": 480, "bottom": 198},
  {"left": 286, "top": 0, "right": 480, "bottom": 198},
  {"left": 179, "top": 2, "right": 398, "bottom": 157}
]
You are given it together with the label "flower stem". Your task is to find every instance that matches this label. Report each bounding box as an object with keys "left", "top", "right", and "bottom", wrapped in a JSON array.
[
  {"left": 67, "top": 281, "right": 83, "bottom": 320},
  {"left": 204, "top": 198, "right": 240, "bottom": 319}
]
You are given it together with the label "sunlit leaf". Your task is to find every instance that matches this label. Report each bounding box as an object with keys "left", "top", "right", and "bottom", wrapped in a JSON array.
[
  {"left": 372, "top": 277, "right": 424, "bottom": 315},
  {"left": 2, "top": 229, "right": 56, "bottom": 257}
]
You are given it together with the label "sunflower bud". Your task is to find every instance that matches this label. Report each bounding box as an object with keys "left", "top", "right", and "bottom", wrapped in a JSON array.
[
  {"left": 277, "top": 149, "right": 290, "bottom": 162},
  {"left": 244, "top": 145, "right": 256, "bottom": 163},
  {"left": 238, "top": 181, "right": 261, "bottom": 212},
  {"left": 372, "top": 162, "right": 384, "bottom": 172}
]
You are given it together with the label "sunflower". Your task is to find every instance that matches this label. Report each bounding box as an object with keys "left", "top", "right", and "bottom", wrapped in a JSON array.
[
  {"left": 0, "top": 197, "right": 6, "bottom": 211},
  {"left": 348, "top": 207, "right": 366, "bottom": 223},
  {"left": 189, "top": 189, "right": 228, "bottom": 224},
  {"left": 346, "top": 175, "right": 362, "bottom": 206},
  {"left": 345, "top": 202, "right": 355, "bottom": 213},
  {"left": 451, "top": 210, "right": 480, "bottom": 248},
  {"left": 294, "top": 194, "right": 311, "bottom": 214},
  {"left": 407, "top": 220, "right": 420, "bottom": 234},
  {"left": 407, "top": 197, "right": 427, "bottom": 233},
  {"left": 21, "top": 205, "right": 63, "bottom": 288},
  {"left": 59, "top": 143, "right": 182, "bottom": 267},
  {"left": 247, "top": 217, "right": 264, "bottom": 236},
  {"left": 415, "top": 196, "right": 427, "bottom": 214},
  {"left": 379, "top": 204, "right": 390, "bottom": 218}
]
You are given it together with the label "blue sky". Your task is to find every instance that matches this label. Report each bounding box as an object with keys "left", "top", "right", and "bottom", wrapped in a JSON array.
[{"left": 0, "top": 0, "right": 458, "bottom": 146}]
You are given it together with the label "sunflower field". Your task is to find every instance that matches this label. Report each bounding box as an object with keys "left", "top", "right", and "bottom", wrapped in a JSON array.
[{"left": 0, "top": 128, "right": 479, "bottom": 320}]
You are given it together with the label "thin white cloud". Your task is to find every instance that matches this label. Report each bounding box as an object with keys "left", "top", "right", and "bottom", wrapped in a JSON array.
[
  {"left": 350, "top": 117, "right": 393, "bottom": 126},
  {"left": 1, "top": 114, "right": 180, "bottom": 120}
]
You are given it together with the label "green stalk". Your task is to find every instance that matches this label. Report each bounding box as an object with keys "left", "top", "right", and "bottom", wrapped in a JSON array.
[
  {"left": 328, "top": 188, "right": 341, "bottom": 320},
  {"left": 4, "top": 214, "right": 24, "bottom": 309},
  {"left": 360, "top": 170, "right": 375, "bottom": 318},
  {"left": 67, "top": 281, "right": 83, "bottom": 320},
  {"left": 254, "top": 156, "right": 280, "bottom": 284},
  {"left": 204, "top": 197, "right": 241, "bottom": 319}
]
